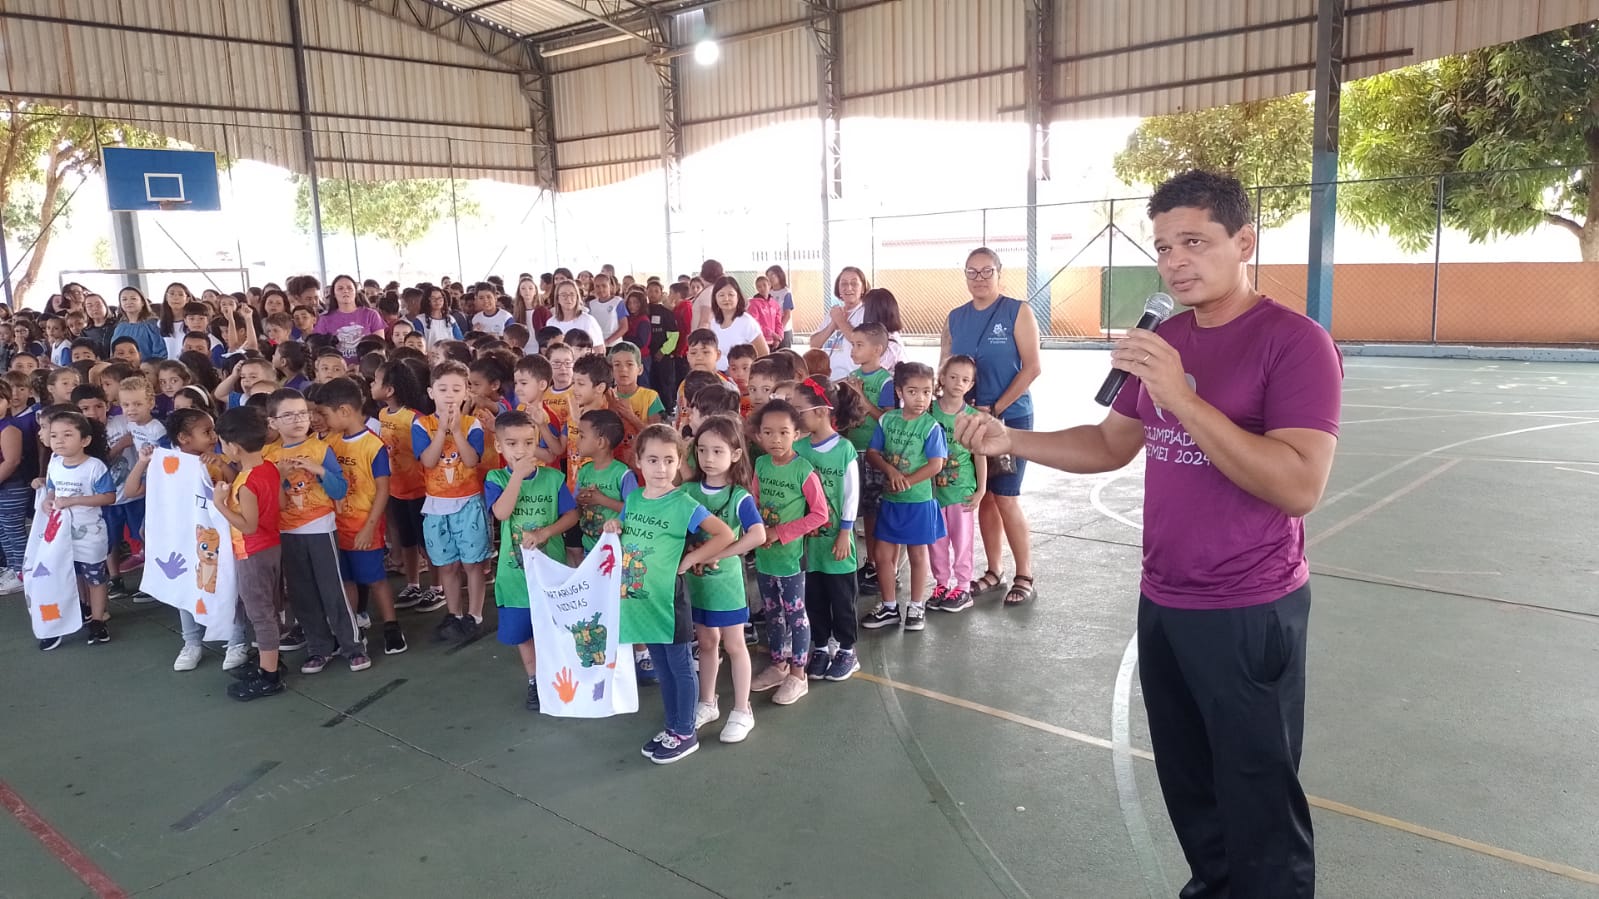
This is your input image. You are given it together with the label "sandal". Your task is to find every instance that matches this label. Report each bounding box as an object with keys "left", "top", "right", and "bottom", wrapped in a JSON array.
[
  {"left": 1004, "top": 575, "right": 1036, "bottom": 606},
  {"left": 971, "top": 569, "right": 1004, "bottom": 594}
]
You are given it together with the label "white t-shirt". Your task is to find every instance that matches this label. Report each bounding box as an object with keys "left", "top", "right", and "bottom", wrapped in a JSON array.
[
  {"left": 106, "top": 416, "right": 167, "bottom": 504},
  {"left": 550, "top": 312, "right": 605, "bottom": 349},
  {"left": 472, "top": 309, "right": 513, "bottom": 336},
  {"left": 823, "top": 302, "right": 902, "bottom": 380},
  {"left": 587, "top": 297, "right": 625, "bottom": 340},
  {"left": 46, "top": 455, "right": 113, "bottom": 562},
  {"left": 710, "top": 314, "right": 764, "bottom": 371}
]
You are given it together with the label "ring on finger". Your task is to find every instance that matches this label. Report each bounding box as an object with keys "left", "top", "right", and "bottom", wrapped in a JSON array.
[{"left": 1143, "top": 353, "right": 1152, "bottom": 363}]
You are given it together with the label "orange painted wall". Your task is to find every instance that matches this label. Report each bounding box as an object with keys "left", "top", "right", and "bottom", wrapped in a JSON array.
[{"left": 785, "top": 262, "right": 1599, "bottom": 344}]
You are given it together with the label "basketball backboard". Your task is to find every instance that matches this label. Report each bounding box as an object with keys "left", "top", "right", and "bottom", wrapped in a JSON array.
[{"left": 103, "top": 148, "right": 221, "bottom": 212}]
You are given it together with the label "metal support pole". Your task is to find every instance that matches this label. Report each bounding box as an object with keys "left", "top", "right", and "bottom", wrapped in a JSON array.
[
  {"left": 809, "top": 0, "right": 843, "bottom": 300},
  {"left": 1305, "top": 0, "right": 1344, "bottom": 332},
  {"left": 447, "top": 138, "right": 464, "bottom": 281},
  {"left": 1430, "top": 173, "right": 1444, "bottom": 343},
  {"left": 1105, "top": 197, "right": 1115, "bottom": 338},
  {"left": 1024, "top": 0, "right": 1055, "bottom": 323},
  {"left": 287, "top": 0, "right": 327, "bottom": 284},
  {"left": 1253, "top": 185, "right": 1263, "bottom": 288},
  {"left": 343, "top": 134, "right": 362, "bottom": 282},
  {"left": 0, "top": 219, "right": 12, "bottom": 307},
  {"left": 653, "top": 47, "right": 683, "bottom": 279},
  {"left": 111, "top": 212, "right": 145, "bottom": 296}
]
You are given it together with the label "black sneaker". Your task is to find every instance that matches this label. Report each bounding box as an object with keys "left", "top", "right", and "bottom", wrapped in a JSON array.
[
  {"left": 38, "top": 636, "right": 62, "bottom": 652},
  {"left": 941, "top": 589, "right": 974, "bottom": 613},
  {"left": 227, "top": 661, "right": 263, "bottom": 681},
  {"left": 278, "top": 626, "right": 306, "bottom": 652},
  {"left": 107, "top": 577, "right": 130, "bottom": 598},
  {"left": 227, "top": 669, "right": 284, "bottom": 702},
  {"left": 415, "top": 588, "right": 448, "bottom": 613},
  {"left": 383, "top": 622, "right": 408, "bottom": 655},
  {"left": 526, "top": 681, "right": 540, "bottom": 711},
  {"left": 804, "top": 647, "right": 832, "bottom": 680},
  {"left": 393, "top": 585, "right": 424, "bottom": 610},
  {"left": 452, "top": 616, "right": 481, "bottom": 641},
  {"left": 749, "top": 607, "right": 767, "bottom": 625},
  {"left": 743, "top": 621, "right": 757, "bottom": 644},
  {"left": 860, "top": 603, "right": 900, "bottom": 630},
  {"left": 859, "top": 563, "right": 881, "bottom": 595},
  {"left": 86, "top": 619, "right": 111, "bottom": 644},
  {"left": 433, "top": 614, "right": 461, "bottom": 641}
]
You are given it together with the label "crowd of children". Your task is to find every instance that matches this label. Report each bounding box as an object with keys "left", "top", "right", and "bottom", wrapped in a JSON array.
[{"left": 5, "top": 270, "right": 991, "bottom": 763}]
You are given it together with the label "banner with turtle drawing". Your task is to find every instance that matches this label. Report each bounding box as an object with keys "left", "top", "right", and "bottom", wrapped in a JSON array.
[{"left": 524, "top": 533, "right": 637, "bottom": 717}]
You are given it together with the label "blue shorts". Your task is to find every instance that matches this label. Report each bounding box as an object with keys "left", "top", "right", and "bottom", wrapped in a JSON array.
[
  {"left": 74, "top": 560, "right": 109, "bottom": 586},
  {"left": 496, "top": 605, "right": 533, "bottom": 645},
  {"left": 691, "top": 605, "right": 750, "bottom": 628},
  {"left": 104, "top": 500, "right": 145, "bottom": 545},
  {"left": 338, "top": 548, "right": 387, "bottom": 585},
  {"left": 986, "top": 410, "right": 1032, "bottom": 497},
  {"left": 422, "top": 499, "right": 491, "bottom": 566}
]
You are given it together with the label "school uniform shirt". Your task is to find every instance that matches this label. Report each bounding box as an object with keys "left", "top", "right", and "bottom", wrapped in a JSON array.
[
  {"left": 577, "top": 458, "right": 639, "bottom": 550},
  {"left": 587, "top": 297, "right": 626, "bottom": 339},
  {"left": 795, "top": 433, "right": 861, "bottom": 575},
  {"left": 929, "top": 403, "right": 979, "bottom": 507},
  {"left": 871, "top": 410, "right": 947, "bottom": 505},
  {"left": 265, "top": 436, "right": 348, "bottom": 534},
  {"left": 410, "top": 413, "right": 485, "bottom": 514},
  {"left": 474, "top": 396, "right": 514, "bottom": 471},
  {"left": 752, "top": 455, "right": 829, "bottom": 577},
  {"left": 616, "top": 487, "right": 711, "bottom": 645},
  {"left": 49, "top": 339, "right": 71, "bottom": 367},
  {"left": 612, "top": 387, "right": 663, "bottom": 464},
  {"left": 514, "top": 401, "right": 564, "bottom": 470},
  {"left": 377, "top": 407, "right": 425, "bottom": 501},
  {"left": 682, "top": 482, "right": 761, "bottom": 612},
  {"left": 330, "top": 428, "right": 390, "bottom": 550},
  {"left": 45, "top": 456, "right": 113, "bottom": 562},
  {"left": 543, "top": 384, "right": 573, "bottom": 434},
  {"left": 483, "top": 466, "right": 576, "bottom": 608},
  {"left": 472, "top": 309, "right": 514, "bottom": 336},
  {"left": 285, "top": 373, "right": 312, "bottom": 393},
  {"left": 415, "top": 315, "right": 464, "bottom": 347},
  {"left": 845, "top": 367, "right": 897, "bottom": 450},
  {"left": 228, "top": 461, "right": 282, "bottom": 559}
]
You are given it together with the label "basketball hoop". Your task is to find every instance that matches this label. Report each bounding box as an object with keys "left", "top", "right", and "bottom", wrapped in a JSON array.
[{"left": 154, "top": 199, "right": 192, "bottom": 212}]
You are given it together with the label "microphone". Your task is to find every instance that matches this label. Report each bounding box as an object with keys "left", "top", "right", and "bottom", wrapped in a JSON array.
[{"left": 1094, "top": 292, "right": 1175, "bottom": 406}]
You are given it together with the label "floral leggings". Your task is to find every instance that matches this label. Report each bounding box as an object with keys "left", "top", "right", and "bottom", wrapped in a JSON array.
[{"left": 757, "top": 572, "right": 810, "bottom": 667}]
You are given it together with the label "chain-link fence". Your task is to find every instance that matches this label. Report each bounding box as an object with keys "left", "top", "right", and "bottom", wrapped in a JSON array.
[{"left": 4, "top": 110, "right": 1593, "bottom": 347}]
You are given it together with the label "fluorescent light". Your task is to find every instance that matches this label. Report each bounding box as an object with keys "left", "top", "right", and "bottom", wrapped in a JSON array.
[{"left": 693, "top": 39, "right": 720, "bottom": 66}]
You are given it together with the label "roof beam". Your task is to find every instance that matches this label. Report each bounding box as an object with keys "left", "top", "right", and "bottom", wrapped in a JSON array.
[
  {"left": 542, "top": 0, "right": 665, "bottom": 48},
  {"left": 346, "top": 0, "right": 558, "bottom": 189}
]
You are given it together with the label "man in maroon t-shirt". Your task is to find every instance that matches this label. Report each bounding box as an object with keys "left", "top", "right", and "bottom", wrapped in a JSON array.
[{"left": 956, "top": 170, "right": 1341, "bottom": 898}]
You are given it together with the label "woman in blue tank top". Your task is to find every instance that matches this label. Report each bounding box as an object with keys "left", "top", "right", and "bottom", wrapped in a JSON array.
[{"left": 941, "top": 247, "right": 1041, "bottom": 606}]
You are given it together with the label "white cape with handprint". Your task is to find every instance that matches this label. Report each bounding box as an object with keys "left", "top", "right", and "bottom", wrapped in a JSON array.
[
  {"left": 524, "top": 533, "right": 637, "bottom": 717},
  {"left": 142, "top": 449, "right": 240, "bottom": 641},
  {"left": 22, "top": 490, "right": 82, "bottom": 639}
]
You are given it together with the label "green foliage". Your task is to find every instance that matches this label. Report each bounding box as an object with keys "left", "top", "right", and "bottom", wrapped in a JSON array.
[
  {"left": 1341, "top": 23, "right": 1599, "bottom": 257},
  {"left": 1111, "top": 95, "right": 1313, "bottom": 227},
  {"left": 293, "top": 175, "right": 479, "bottom": 255}
]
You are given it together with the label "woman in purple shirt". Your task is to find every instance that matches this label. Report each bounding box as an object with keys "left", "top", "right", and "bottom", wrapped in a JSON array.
[{"left": 314, "top": 274, "right": 385, "bottom": 362}]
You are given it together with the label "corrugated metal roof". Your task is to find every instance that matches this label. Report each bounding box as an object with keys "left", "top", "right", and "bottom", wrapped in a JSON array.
[{"left": 6, "top": 0, "right": 1599, "bottom": 193}]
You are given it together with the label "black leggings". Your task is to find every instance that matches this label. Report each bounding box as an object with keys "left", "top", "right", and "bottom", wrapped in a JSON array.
[{"left": 805, "top": 570, "right": 859, "bottom": 651}]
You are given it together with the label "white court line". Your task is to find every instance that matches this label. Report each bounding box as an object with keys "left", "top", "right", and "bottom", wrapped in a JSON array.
[
  {"left": 1113, "top": 635, "right": 1171, "bottom": 899},
  {"left": 1089, "top": 470, "right": 1143, "bottom": 530},
  {"left": 1557, "top": 467, "right": 1599, "bottom": 477},
  {"left": 1318, "top": 419, "right": 1599, "bottom": 510},
  {"left": 1310, "top": 459, "right": 1461, "bottom": 548}
]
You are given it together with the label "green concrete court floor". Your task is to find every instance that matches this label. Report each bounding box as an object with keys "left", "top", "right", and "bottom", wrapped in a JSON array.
[{"left": 2, "top": 352, "right": 1597, "bottom": 898}]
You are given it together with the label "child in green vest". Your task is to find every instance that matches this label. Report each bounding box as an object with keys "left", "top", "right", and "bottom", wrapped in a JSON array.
[
  {"left": 684, "top": 415, "right": 767, "bottom": 744},
  {"left": 860, "top": 363, "right": 947, "bottom": 633},
  {"left": 485, "top": 410, "right": 579, "bottom": 711},
  {"left": 603, "top": 424, "right": 735, "bottom": 765},
  {"left": 574, "top": 408, "right": 646, "bottom": 679},
  {"left": 748, "top": 400, "right": 831, "bottom": 705},
  {"left": 792, "top": 376, "right": 870, "bottom": 682},
  {"left": 926, "top": 356, "right": 986, "bottom": 614},
  {"left": 844, "top": 322, "right": 897, "bottom": 593}
]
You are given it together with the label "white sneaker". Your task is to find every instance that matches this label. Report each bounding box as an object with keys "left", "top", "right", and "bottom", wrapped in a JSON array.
[
  {"left": 173, "top": 644, "right": 203, "bottom": 671},
  {"left": 222, "top": 644, "right": 251, "bottom": 670},
  {"left": 720, "top": 709, "right": 755, "bottom": 743},
  {"left": 355, "top": 611, "right": 371, "bottom": 629},
  {"left": 693, "top": 701, "right": 719, "bottom": 731},
  {"left": 0, "top": 568, "right": 22, "bottom": 594}
]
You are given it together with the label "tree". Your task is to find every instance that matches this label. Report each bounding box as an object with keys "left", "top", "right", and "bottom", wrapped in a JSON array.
[
  {"left": 1111, "top": 95, "right": 1313, "bottom": 227},
  {"left": 1, "top": 102, "right": 165, "bottom": 307},
  {"left": 1341, "top": 23, "right": 1599, "bottom": 261},
  {"left": 292, "top": 175, "right": 479, "bottom": 261}
]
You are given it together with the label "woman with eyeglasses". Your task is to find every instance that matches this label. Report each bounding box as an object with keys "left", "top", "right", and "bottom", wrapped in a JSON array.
[{"left": 940, "top": 247, "right": 1040, "bottom": 607}]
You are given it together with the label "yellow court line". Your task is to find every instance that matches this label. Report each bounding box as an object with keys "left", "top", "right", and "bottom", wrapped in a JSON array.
[{"left": 854, "top": 672, "right": 1599, "bottom": 888}]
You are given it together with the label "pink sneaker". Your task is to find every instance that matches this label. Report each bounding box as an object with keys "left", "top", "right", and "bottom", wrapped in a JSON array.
[{"left": 750, "top": 663, "right": 789, "bottom": 693}]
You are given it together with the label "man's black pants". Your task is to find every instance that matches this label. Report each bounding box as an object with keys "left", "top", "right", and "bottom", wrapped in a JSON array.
[{"left": 1137, "top": 585, "right": 1315, "bottom": 898}]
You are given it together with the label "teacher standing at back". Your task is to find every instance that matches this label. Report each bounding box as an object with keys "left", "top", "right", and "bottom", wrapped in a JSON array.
[{"left": 940, "top": 248, "right": 1040, "bottom": 607}]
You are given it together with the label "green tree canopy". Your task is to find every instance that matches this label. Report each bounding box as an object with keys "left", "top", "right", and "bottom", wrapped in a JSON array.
[
  {"left": 293, "top": 175, "right": 479, "bottom": 258},
  {"left": 1341, "top": 23, "right": 1599, "bottom": 260},
  {"left": 1111, "top": 95, "right": 1312, "bottom": 228},
  {"left": 1, "top": 102, "right": 166, "bottom": 307},
  {"left": 1112, "top": 24, "right": 1599, "bottom": 261}
]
